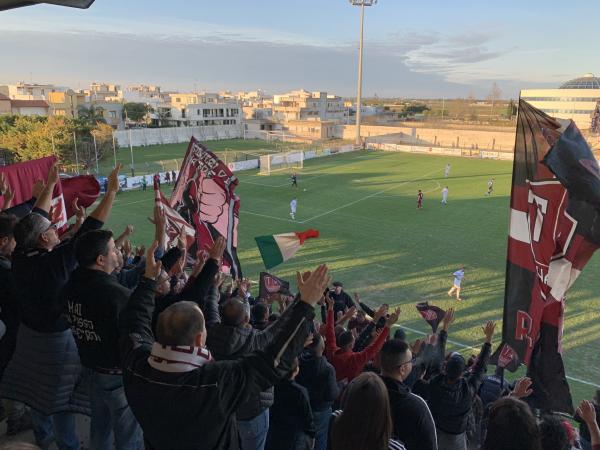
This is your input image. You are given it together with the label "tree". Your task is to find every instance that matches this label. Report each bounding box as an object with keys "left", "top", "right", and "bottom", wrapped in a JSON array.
[
  {"left": 487, "top": 82, "right": 503, "bottom": 117},
  {"left": 124, "top": 102, "right": 150, "bottom": 123},
  {"left": 78, "top": 105, "right": 106, "bottom": 126},
  {"left": 506, "top": 99, "right": 517, "bottom": 119}
]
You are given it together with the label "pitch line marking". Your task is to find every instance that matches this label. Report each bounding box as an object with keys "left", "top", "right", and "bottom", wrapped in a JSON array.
[
  {"left": 298, "top": 168, "right": 441, "bottom": 224},
  {"left": 241, "top": 210, "right": 296, "bottom": 223},
  {"left": 399, "top": 325, "right": 600, "bottom": 388}
]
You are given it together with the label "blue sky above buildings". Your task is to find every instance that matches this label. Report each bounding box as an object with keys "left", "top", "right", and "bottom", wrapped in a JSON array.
[{"left": 1, "top": 0, "right": 597, "bottom": 97}]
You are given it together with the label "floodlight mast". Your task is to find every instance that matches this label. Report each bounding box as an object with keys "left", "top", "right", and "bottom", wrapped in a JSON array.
[{"left": 349, "top": 0, "right": 377, "bottom": 147}]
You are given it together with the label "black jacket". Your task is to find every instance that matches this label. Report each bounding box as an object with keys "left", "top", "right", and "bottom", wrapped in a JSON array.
[
  {"left": 381, "top": 375, "right": 437, "bottom": 450},
  {"left": 296, "top": 349, "right": 339, "bottom": 412},
  {"left": 118, "top": 279, "right": 314, "bottom": 450},
  {"left": 206, "top": 309, "right": 278, "bottom": 420},
  {"left": 0, "top": 256, "right": 19, "bottom": 372},
  {"left": 329, "top": 290, "right": 353, "bottom": 316},
  {"left": 12, "top": 213, "right": 103, "bottom": 332},
  {"left": 63, "top": 267, "right": 132, "bottom": 371},
  {"left": 413, "top": 342, "right": 491, "bottom": 435},
  {"left": 266, "top": 379, "right": 315, "bottom": 450}
]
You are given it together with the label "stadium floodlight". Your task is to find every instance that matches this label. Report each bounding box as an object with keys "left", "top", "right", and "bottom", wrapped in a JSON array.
[
  {"left": 0, "top": 0, "right": 94, "bottom": 11},
  {"left": 349, "top": 0, "right": 377, "bottom": 147}
]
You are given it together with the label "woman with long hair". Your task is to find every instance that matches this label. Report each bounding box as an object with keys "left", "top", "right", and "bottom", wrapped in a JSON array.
[{"left": 330, "top": 372, "right": 405, "bottom": 450}]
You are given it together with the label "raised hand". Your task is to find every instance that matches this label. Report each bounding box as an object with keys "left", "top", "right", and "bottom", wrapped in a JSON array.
[
  {"left": 373, "top": 304, "right": 388, "bottom": 322},
  {"left": 208, "top": 236, "right": 226, "bottom": 261},
  {"left": 577, "top": 399, "right": 599, "bottom": 426},
  {"left": 0, "top": 173, "right": 7, "bottom": 195},
  {"left": 144, "top": 240, "right": 162, "bottom": 280},
  {"left": 482, "top": 321, "right": 496, "bottom": 344},
  {"left": 124, "top": 224, "right": 134, "bottom": 235},
  {"left": 325, "top": 293, "right": 334, "bottom": 311},
  {"left": 442, "top": 307, "right": 455, "bottom": 331},
  {"left": 136, "top": 245, "right": 146, "bottom": 257},
  {"left": 72, "top": 198, "right": 86, "bottom": 223},
  {"left": 297, "top": 264, "right": 330, "bottom": 306},
  {"left": 2, "top": 184, "right": 14, "bottom": 210},
  {"left": 31, "top": 179, "right": 45, "bottom": 199},
  {"left": 153, "top": 204, "right": 167, "bottom": 232},
  {"left": 354, "top": 292, "right": 361, "bottom": 303},
  {"left": 510, "top": 377, "right": 533, "bottom": 399},
  {"left": 47, "top": 163, "right": 59, "bottom": 186},
  {"left": 107, "top": 164, "right": 122, "bottom": 193},
  {"left": 385, "top": 307, "right": 401, "bottom": 328}
]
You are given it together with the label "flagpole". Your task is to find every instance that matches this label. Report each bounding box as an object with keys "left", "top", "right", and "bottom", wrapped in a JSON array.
[
  {"left": 93, "top": 132, "right": 99, "bottom": 174},
  {"left": 112, "top": 134, "right": 117, "bottom": 168},
  {"left": 73, "top": 131, "right": 80, "bottom": 175}
]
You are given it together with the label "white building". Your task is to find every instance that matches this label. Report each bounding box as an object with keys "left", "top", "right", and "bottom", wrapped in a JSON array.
[
  {"left": 0, "top": 82, "right": 68, "bottom": 100},
  {"left": 272, "top": 90, "right": 345, "bottom": 123},
  {"left": 521, "top": 73, "right": 600, "bottom": 130}
]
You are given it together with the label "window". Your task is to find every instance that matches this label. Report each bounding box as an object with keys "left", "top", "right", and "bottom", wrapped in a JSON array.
[
  {"left": 197, "top": 109, "right": 201, "bottom": 115},
  {"left": 109, "top": 111, "right": 117, "bottom": 118},
  {"left": 203, "top": 109, "right": 210, "bottom": 117},
  {"left": 175, "top": 97, "right": 181, "bottom": 102}
]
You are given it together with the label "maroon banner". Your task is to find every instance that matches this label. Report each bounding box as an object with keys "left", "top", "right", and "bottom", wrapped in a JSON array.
[
  {"left": 500, "top": 100, "right": 600, "bottom": 413},
  {"left": 0, "top": 156, "right": 67, "bottom": 230},
  {"left": 170, "top": 137, "right": 241, "bottom": 277}
]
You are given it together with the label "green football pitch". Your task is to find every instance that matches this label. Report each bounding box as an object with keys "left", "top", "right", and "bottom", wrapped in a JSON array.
[{"left": 102, "top": 148, "right": 600, "bottom": 405}]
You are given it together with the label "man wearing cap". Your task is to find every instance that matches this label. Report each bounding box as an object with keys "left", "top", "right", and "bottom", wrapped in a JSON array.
[
  {"left": 0, "top": 164, "right": 122, "bottom": 450},
  {"left": 329, "top": 282, "right": 354, "bottom": 318},
  {"left": 413, "top": 320, "right": 495, "bottom": 450}
]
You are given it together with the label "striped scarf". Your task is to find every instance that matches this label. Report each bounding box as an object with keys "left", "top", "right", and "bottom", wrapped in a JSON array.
[{"left": 148, "top": 343, "right": 213, "bottom": 373}]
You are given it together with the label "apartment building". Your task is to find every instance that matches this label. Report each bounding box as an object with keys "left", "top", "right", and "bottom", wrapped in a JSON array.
[
  {"left": 272, "top": 90, "right": 345, "bottom": 123},
  {"left": 47, "top": 90, "right": 87, "bottom": 118},
  {"left": 0, "top": 82, "right": 67, "bottom": 100}
]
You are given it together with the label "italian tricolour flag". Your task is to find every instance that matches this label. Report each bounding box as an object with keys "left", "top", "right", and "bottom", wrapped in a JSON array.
[{"left": 255, "top": 229, "right": 320, "bottom": 269}]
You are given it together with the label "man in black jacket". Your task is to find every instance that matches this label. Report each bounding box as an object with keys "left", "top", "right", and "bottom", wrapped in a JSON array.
[
  {"left": 413, "top": 321, "right": 495, "bottom": 450},
  {"left": 119, "top": 245, "right": 330, "bottom": 450},
  {"left": 380, "top": 339, "right": 437, "bottom": 450},
  {"left": 1, "top": 163, "right": 122, "bottom": 450},
  {"left": 329, "top": 281, "right": 354, "bottom": 317},
  {"left": 296, "top": 333, "right": 339, "bottom": 450},
  {"left": 206, "top": 296, "right": 277, "bottom": 450},
  {"left": 63, "top": 227, "right": 149, "bottom": 450},
  {"left": 0, "top": 213, "right": 31, "bottom": 436}
]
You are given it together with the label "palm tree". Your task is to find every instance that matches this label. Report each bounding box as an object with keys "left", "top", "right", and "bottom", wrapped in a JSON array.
[{"left": 77, "top": 105, "right": 106, "bottom": 126}]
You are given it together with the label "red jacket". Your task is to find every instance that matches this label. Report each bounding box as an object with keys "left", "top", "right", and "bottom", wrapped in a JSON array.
[{"left": 324, "top": 308, "right": 389, "bottom": 382}]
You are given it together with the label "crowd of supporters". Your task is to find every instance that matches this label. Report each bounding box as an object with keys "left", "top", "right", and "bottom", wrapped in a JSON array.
[{"left": 0, "top": 165, "right": 599, "bottom": 450}]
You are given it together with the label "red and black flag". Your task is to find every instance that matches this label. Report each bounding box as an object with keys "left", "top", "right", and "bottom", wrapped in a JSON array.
[
  {"left": 500, "top": 99, "right": 600, "bottom": 413},
  {"left": 258, "top": 272, "right": 290, "bottom": 302},
  {"left": 416, "top": 302, "right": 445, "bottom": 333},
  {"left": 170, "top": 137, "right": 242, "bottom": 277}
]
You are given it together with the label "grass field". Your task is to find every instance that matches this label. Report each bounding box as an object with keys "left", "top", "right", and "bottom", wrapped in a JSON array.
[
  {"left": 98, "top": 138, "right": 321, "bottom": 177},
  {"left": 102, "top": 149, "right": 600, "bottom": 406}
]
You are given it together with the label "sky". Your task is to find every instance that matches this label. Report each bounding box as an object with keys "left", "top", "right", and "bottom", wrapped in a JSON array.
[{"left": 0, "top": 0, "right": 598, "bottom": 98}]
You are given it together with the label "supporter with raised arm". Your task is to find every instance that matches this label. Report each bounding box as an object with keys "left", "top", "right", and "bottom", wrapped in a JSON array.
[
  {"left": 62, "top": 231, "right": 158, "bottom": 450},
  {"left": 380, "top": 339, "right": 437, "bottom": 450},
  {"left": 575, "top": 390, "right": 600, "bottom": 450},
  {"left": 413, "top": 320, "right": 495, "bottom": 450},
  {"left": 119, "top": 256, "right": 329, "bottom": 450},
  {"left": 205, "top": 245, "right": 285, "bottom": 450},
  {"left": 325, "top": 296, "right": 398, "bottom": 384},
  {"left": 577, "top": 399, "right": 600, "bottom": 450},
  {"left": 0, "top": 164, "right": 122, "bottom": 450}
]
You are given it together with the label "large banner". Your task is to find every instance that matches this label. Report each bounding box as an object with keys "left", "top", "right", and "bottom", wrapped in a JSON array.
[
  {"left": 498, "top": 99, "right": 600, "bottom": 413},
  {"left": 0, "top": 156, "right": 68, "bottom": 229},
  {"left": 170, "top": 137, "right": 242, "bottom": 277}
]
